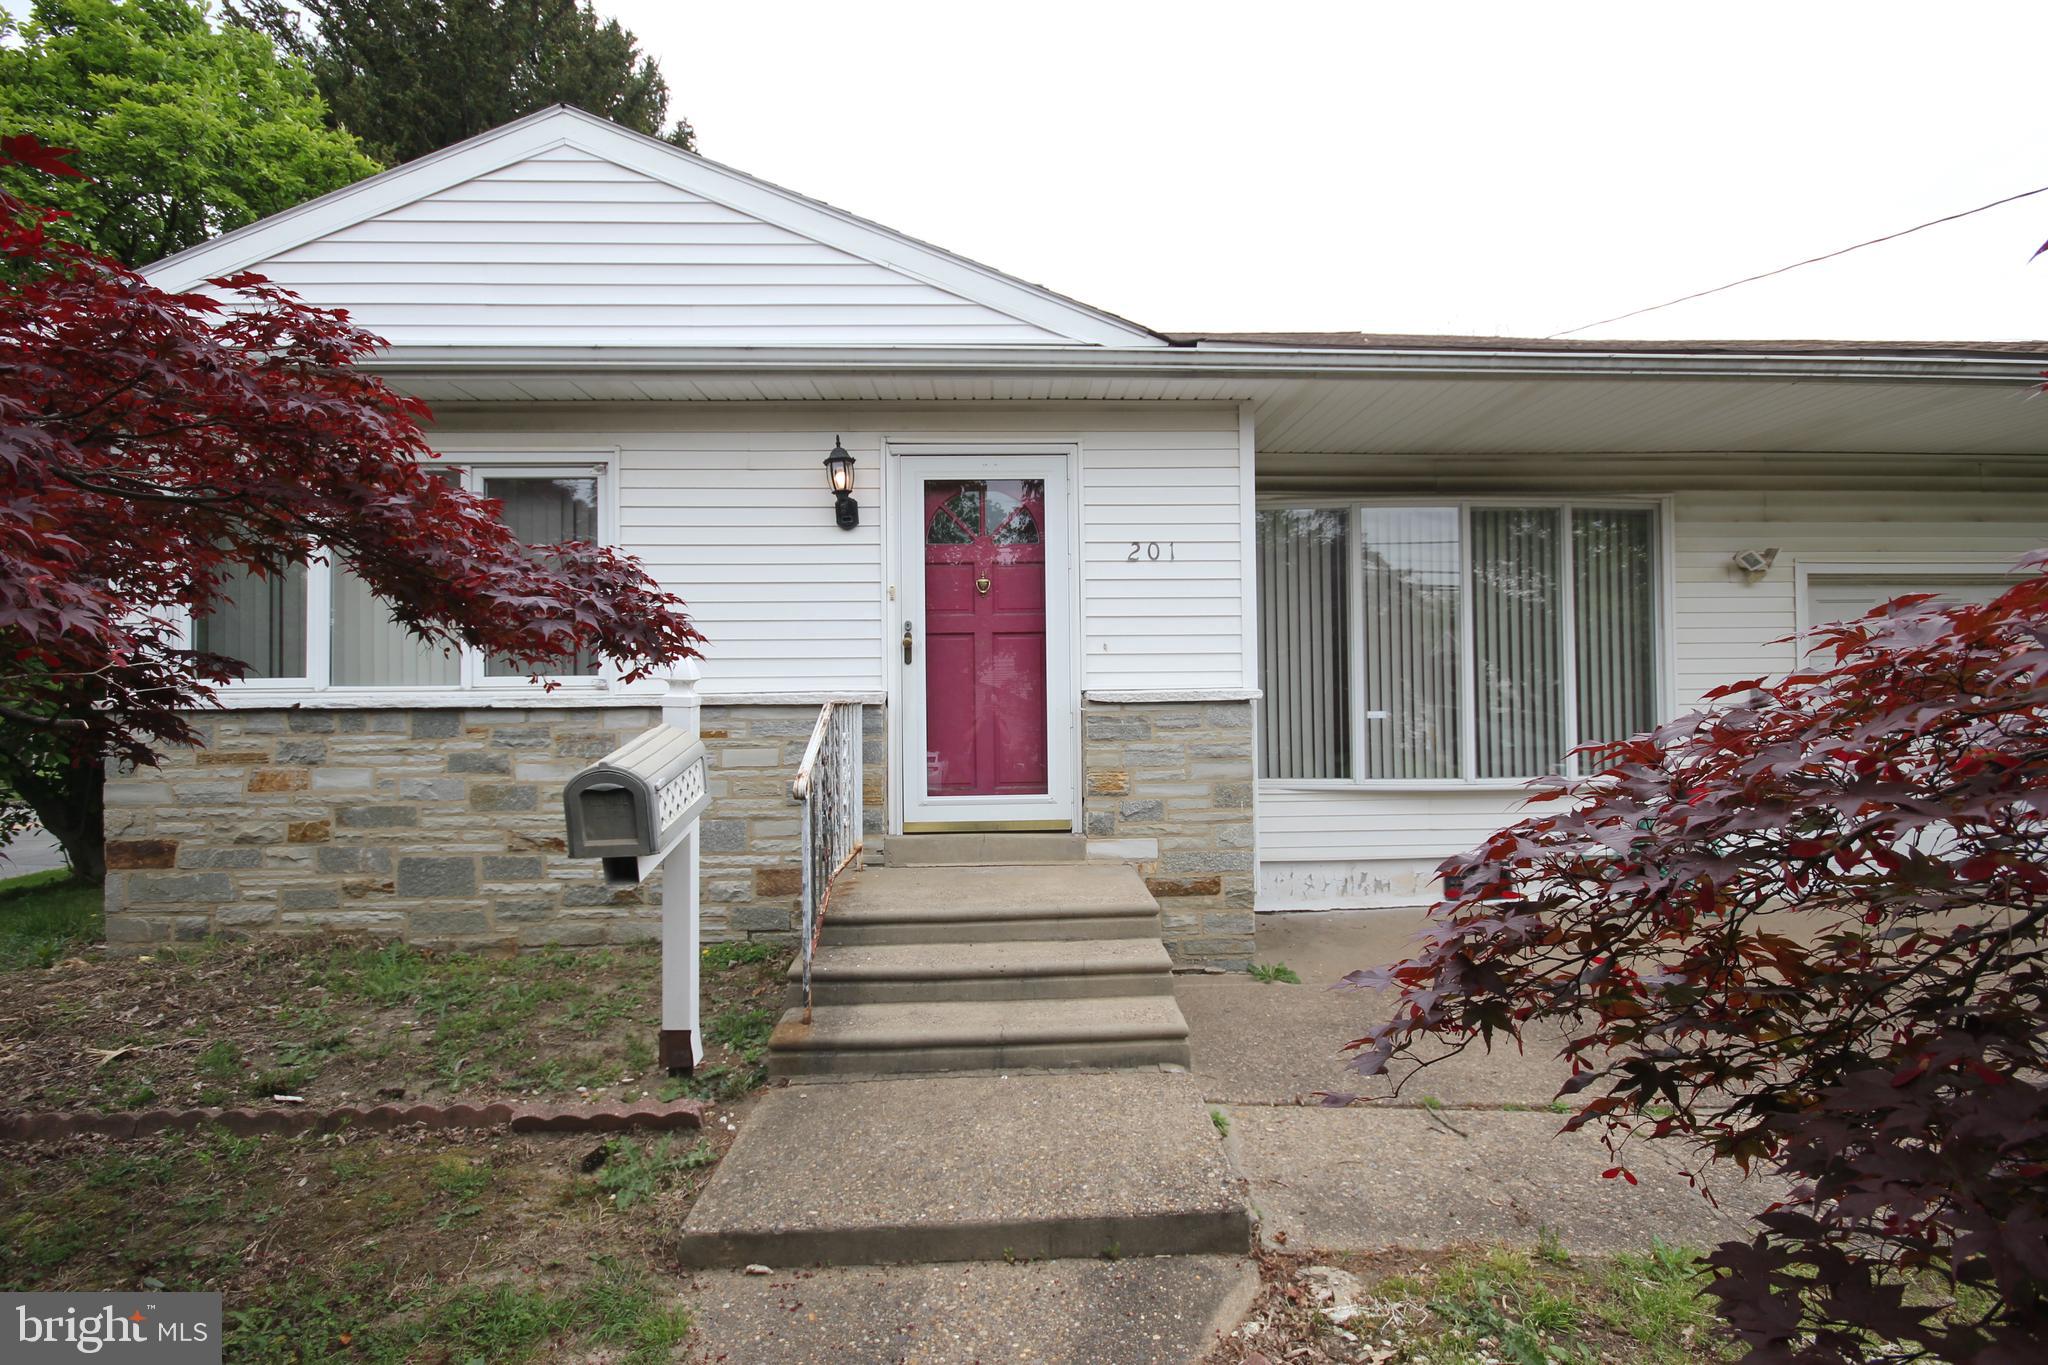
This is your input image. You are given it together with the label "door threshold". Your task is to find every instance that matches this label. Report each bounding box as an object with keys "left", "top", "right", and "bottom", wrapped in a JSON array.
[{"left": 900, "top": 820, "right": 1075, "bottom": 834}]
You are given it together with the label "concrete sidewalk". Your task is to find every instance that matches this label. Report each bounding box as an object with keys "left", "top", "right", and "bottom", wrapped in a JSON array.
[
  {"left": 1182, "top": 907, "right": 1784, "bottom": 1256},
  {"left": 1179, "top": 907, "right": 1575, "bottom": 1107}
]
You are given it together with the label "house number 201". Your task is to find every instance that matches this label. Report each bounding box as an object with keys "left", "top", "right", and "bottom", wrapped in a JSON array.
[{"left": 1127, "top": 541, "right": 1176, "bottom": 562}]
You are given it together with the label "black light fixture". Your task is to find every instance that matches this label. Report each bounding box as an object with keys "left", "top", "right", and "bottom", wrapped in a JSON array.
[{"left": 824, "top": 437, "right": 858, "bottom": 529}]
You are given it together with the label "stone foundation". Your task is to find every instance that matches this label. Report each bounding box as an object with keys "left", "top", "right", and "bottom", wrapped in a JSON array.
[
  {"left": 102, "top": 704, "right": 885, "bottom": 952},
  {"left": 696, "top": 703, "right": 887, "bottom": 943},
  {"left": 1081, "top": 699, "right": 1256, "bottom": 969},
  {"left": 101, "top": 698, "right": 1247, "bottom": 965}
]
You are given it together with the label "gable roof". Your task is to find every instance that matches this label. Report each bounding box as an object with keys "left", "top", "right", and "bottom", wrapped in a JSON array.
[{"left": 146, "top": 106, "right": 1167, "bottom": 350}]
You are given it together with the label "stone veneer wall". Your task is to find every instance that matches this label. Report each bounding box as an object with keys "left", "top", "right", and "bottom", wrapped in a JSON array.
[
  {"left": 695, "top": 703, "right": 886, "bottom": 942},
  {"left": 101, "top": 704, "right": 884, "bottom": 952},
  {"left": 1080, "top": 699, "right": 1255, "bottom": 969}
]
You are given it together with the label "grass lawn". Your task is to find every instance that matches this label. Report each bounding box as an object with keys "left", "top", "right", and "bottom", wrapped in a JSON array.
[
  {"left": 1217, "top": 1241, "right": 1735, "bottom": 1363},
  {"left": 0, "top": 867, "right": 103, "bottom": 970},
  {"left": 0, "top": 872, "right": 786, "bottom": 1112},
  {"left": 0, "top": 873, "right": 793, "bottom": 1360},
  {"left": 1, "top": 1125, "right": 706, "bottom": 1362}
]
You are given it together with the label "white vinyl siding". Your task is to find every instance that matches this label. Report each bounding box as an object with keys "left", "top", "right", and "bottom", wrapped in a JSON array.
[
  {"left": 245, "top": 147, "right": 1070, "bottom": 348},
  {"left": 428, "top": 405, "right": 1248, "bottom": 698},
  {"left": 1257, "top": 465, "right": 2048, "bottom": 909},
  {"left": 1080, "top": 424, "right": 1248, "bottom": 691}
]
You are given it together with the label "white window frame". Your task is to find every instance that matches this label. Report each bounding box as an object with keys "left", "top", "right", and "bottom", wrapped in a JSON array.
[
  {"left": 188, "top": 448, "right": 628, "bottom": 707},
  {"left": 1793, "top": 555, "right": 2025, "bottom": 649},
  {"left": 1256, "top": 494, "right": 1673, "bottom": 791}
]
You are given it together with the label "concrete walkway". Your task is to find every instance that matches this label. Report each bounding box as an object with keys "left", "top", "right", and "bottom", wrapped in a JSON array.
[
  {"left": 676, "top": 1071, "right": 1259, "bottom": 1362},
  {"left": 683, "top": 1255, "right": 1257, "bottom": 1364},
  {"left": 681, "top": 907, "right": 1783, "bottom": 1362},
  {"left": 676, "top": 1072, "right": 1248, "bottom": 1268},
  {"left": 1183, "top": 907, "right": 1784, "bottom": 1255}
]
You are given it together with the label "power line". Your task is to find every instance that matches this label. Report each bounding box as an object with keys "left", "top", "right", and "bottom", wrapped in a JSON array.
[{"left": 1547, "top": 183, "right": 2048, "bottom": 339}]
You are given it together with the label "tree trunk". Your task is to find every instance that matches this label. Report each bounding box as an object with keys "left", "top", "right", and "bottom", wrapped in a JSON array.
[{"left": 5, "top": 758, "right": 103, "bottom": 885}]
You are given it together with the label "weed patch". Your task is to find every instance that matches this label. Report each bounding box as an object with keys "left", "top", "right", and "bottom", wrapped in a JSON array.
[
  {"left": 703, "top": 941, "right": 776, "bottom": 970},
  {"left": 586, "top": 1135, "right": 717, "bottom": 1210},
  {"left": 1219, "top": 1243, "right": 1734, "bottom": 1364},
  {"left": 1249, "top": 962, "right": 1302, "bottom": 985}
]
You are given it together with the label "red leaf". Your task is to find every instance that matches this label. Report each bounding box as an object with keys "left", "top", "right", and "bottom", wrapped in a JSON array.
[{"left": 0, "top": 134, "right": 87, "bottom": 179}]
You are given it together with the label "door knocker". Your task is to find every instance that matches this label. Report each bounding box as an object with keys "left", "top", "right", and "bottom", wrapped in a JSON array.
[{"left": 975, "top": 574, "right": 991, "bottom": 596}]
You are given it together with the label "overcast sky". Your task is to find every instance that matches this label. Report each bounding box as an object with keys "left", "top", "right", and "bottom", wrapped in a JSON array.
[{"left": 596, "top": 0, "right": 2048, "bottom": 342}]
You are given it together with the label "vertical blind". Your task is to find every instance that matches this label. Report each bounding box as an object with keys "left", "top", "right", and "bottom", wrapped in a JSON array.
[
  {"left": 333, "top": 465, "right": 462, "bottom": 686},
  {"left": 1472, "top": 508, "right": 1564, "bottom": 779},
  {"left": 194, "top": 562, "right": 306, "bottom": 679},
  {"left": 1257, "top": 501, "right": 1660, "bottom": 783},
  {"left": 1572, "top": 509, "right": 1658, "bottom": 760},
  {"left": 484, "top": 476, "right": 601, "bottom": 678},
  {"left": 1359, "top": 507, "right": 1461, "bottom": 780},
  {"left": 1257, "top": 509, "right": 1350, "bottom": 778},
  {"left": 331, "top": 569, "right": 461, "bottom": 686}
]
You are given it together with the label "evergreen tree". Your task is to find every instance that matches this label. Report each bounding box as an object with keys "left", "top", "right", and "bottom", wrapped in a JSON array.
[{"left": 228, "top": 0, "right": 695, "bottom": 165}]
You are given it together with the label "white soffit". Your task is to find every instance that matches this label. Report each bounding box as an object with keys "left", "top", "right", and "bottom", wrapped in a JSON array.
[
  {"left": 389, "top": 367, "right": 2048, "bottom": 458},
  {"left": 144, "top": 107, "right": 1164, "bottom": 350}
]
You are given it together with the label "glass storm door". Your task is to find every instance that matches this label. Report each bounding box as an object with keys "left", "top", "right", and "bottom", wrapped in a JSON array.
[{"left": 898, "top": 455, "right": 1075, "bottom": 831}]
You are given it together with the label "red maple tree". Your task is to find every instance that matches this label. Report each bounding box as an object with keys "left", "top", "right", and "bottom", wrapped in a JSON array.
[
  {"left": 1340, "top": 559, "right": 2048, "bottom": 1360},
  {"left": 0, "top": 136, "right": 703, "bottom": 878}
]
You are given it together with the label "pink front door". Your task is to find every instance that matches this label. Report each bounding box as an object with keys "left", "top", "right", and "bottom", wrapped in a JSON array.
[{"left": 923, "top": 478, "right": 1049, "bottom": 797}]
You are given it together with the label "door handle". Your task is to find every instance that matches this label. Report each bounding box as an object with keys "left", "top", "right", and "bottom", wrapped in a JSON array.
[{"left": 902, "top": 620, "right": 914, "bottom": 664}]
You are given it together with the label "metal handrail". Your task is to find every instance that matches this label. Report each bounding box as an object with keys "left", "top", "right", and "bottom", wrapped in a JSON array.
[{"left": 789, "top": 701, "right": 864, "bottom": 1018}]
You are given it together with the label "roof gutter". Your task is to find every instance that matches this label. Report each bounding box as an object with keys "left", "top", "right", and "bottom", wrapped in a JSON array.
[{"left": 361, "top": 342, "right": 2048, "bottom": 386}]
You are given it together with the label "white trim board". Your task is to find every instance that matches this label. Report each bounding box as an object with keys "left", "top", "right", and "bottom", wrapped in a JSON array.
[
  {"left": 144, "top": 107, "right": 1164, "bottom": 351},
  {"left": 1792, "top": 554, "right": 2026, "bottom": 644},
  {"left": 1086, "top": 689, "right": 1261, "bottom": 703}
]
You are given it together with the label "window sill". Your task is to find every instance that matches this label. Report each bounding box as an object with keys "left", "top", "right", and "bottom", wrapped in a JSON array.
[
  {"left": 200, "top": 684, "right": 651, "bottom": 711},
  {"left": 1258, "top": 779, "right": 1551, "bottom": 795}
]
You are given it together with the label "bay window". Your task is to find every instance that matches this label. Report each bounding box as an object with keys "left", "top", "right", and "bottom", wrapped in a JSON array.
[
  {"left": 191, "top": 456, "right": 612, "bottom": 695},
  {"left": 1257, "top": 500, "right": 1662, "bottom": 784}
]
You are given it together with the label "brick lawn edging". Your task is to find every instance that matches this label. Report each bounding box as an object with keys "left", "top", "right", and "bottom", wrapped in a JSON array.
[{"left": 0, "top": 1098, "right": 705, "bottom": 1143}]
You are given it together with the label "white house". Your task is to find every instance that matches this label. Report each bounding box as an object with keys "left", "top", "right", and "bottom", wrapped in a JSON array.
[{"left": 105, "top": 106, "right": 2048, "bottom": 968}]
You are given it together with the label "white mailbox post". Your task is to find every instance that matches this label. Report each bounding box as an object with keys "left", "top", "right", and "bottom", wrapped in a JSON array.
[{"left": 562, "top": 662, "right": 709, "bottom": 1072}]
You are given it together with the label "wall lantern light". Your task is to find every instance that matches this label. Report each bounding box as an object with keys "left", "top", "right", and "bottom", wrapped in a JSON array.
[{"left": 825, "top": 437, "right": 859, "bottom": 530}]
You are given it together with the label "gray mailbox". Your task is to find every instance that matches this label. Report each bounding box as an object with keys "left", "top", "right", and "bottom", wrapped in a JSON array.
[{"left": 564, "top": 726, "right": 710, "bottom": 885}]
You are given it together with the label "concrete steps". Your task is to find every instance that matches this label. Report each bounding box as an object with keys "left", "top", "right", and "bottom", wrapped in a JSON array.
[
  {"left": 788, "top": 939, "right": 1175, "bottom": 1005},
  {"left": 768, "top": 861, "right": 1191, "bottom": 1078},
  {"left": 879, "top": 832, "right": 1087, "bottom": 866},
  {"left": 820, "top": 863, "right": 1162, "bottom": 946},
  {"left": 768, "top": 995, "right": 1191, "bottom": 1076}
]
